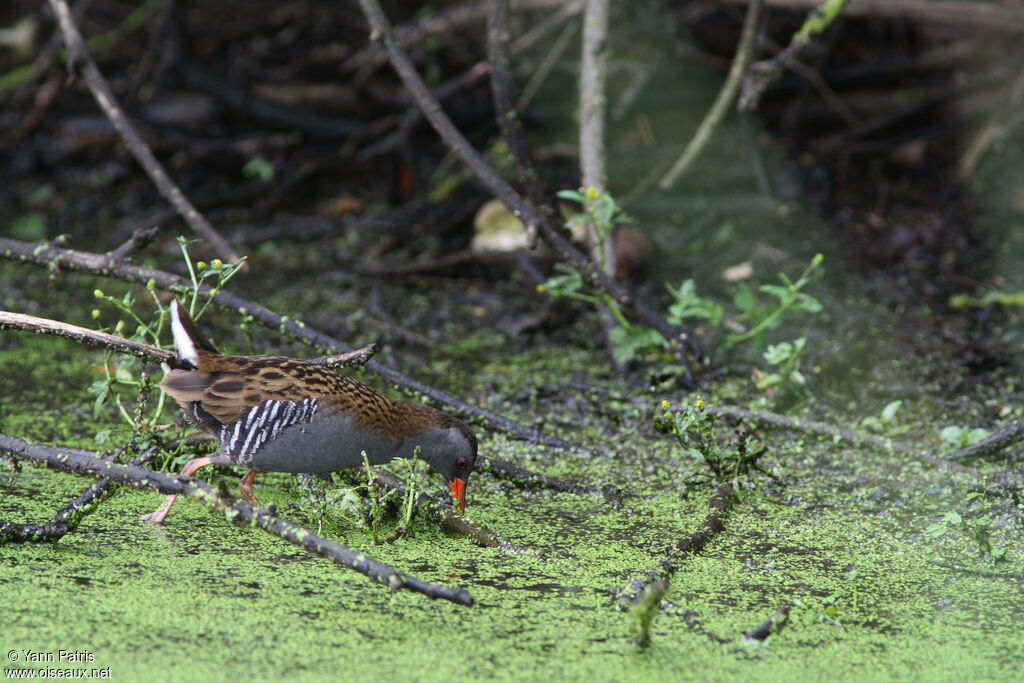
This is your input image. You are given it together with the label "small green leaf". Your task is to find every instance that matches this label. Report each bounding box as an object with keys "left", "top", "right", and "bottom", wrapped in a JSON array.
[
  {"left": 763, "top": 342, "right": 794, "bottom": 365},
  {"left": 242, "top": 157, "right": 275, "bottom": 182},
  {"left": 880, "top": 400, "right": 903, "bottom": 424},
  {"left": 733, "top": 283, "right": 757, "bottom": 313}
]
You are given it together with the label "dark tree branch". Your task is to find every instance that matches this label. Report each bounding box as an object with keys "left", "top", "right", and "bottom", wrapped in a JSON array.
[
  {"left": 180, "top": 60, "right": 364, "bottom": 141},
  {"left": 354, "top": 0, "right": 702, "bottom": 386},
  {"left": 108, "top": 226, "right": 161, "bottom": 263},
  {"left": 486, "top": 0, "right": 549, "bottom": 211},
  {"left": 0, "top": 434, "right": 473, "bottom": 606},
  {"left": 372, "top": 469, "right": 537, "bottom": 556},
  {"left": 45, "top": 0, "right": 240, "bottom": 264},
  {"left": 617, "top": 485, "right": 733, "bottom": 607},
  {"left": 0, "top": 448, "right": 156, "bottom": 544},
  {"left": 945, "top": 421, "right": 1024, "bottom": 462}
]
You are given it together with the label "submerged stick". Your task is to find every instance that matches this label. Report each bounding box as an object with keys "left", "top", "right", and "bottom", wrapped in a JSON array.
[
  {"left": 0, "top": 434, "right": 473, "bottom": 606},
  {"left": 0, "top": 448, "right": 156, "bottom": 544},
  {"left": 944, "top": 421, "right": 1024, "bottom": 462},
  {"left": 617, "top": 485, "right": 733, "bottom": 607},
  {"left": 372, "top": 469, "right": 537, "bottom": 556},
  {"left": 743, "top": 606, "right": 790, "bottom": 641}
]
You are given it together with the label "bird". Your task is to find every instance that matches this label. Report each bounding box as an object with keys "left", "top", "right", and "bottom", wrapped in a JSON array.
[{"left": 142, "top": 300, "right": 478, "bottom": 524}]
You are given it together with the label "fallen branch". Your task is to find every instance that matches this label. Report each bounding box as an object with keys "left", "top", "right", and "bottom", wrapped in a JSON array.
[
  {"left": 928, "top": 560, "right": 1024, "bottom": 582},
  {"left": 372, "top": 469, "right": 537, "bottom": 556},
  {"left": 484, "top": 456, "right": 620, "bottom": 501},
  {"left": 617, "top": 485, "right": 733, "bottom": 607},
  {"left": 702, "top": 403, "right": 982, "bottom": 475},
  {"left": 945, "top": 421, "right": 1024, "bottom": 462},
  {"left": 0, "top": 310, "right": 174, "bottom": 363},
  {"left": 46, "top": 0, "right": 240, "bottom": 263},
  {"left": 0, "top": 236, "right": 573, "bottom": 449},
  {"left": 0, "top": 447, "right": 156, "bottom": 544},
  {"left": 0, "top": 434, "right": 473, "bottom": 606}
]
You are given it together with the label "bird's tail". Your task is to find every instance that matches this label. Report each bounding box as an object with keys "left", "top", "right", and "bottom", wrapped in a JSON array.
[{"left": 170, "top": 300, "right": 219, "bottom": 369}]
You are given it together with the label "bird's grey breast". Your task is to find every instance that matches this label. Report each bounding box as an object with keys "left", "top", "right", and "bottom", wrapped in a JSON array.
[{"left": 235, "top": 400, "right": 404, "bottom": 473}]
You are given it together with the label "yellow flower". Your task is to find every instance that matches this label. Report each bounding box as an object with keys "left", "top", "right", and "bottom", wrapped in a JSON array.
[
  {"left": 584, "top": 186, "right": 601, "bottom": 200},
  {"left": 695, "top": 398, "right": 706, "bottom": 410},
  {"left": 661, "top": 400, "right": 670, "bottom": 409},
  {"left": 211, "top": 259, "right": 223, "bottom": 268}
]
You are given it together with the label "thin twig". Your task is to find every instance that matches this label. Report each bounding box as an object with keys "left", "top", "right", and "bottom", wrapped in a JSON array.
[
  {"left": 0, "top": 434, "right": 473, "bottom": 606},
  {"left": 722, "top": 0, "right": 1024, "bottom": 33},
  {"left": 373, "top": 469, "right": 537, "bottom": 556},
  {"left": 358, "top": 2, "right": 582, "bottom": 163},
  {"left": 355, "top": 0, "right": 701, "bottom": 386},
  {"left": 617, "top": 485, "right": 733, "bottom": 607},
  {"left": 517, "top": 18, "right": 577, "bottom": 112},
  {"left": 45, "top": 0, "right": 240, "bottom": 263},
  {"left": 180, "top": 60, "right": 363, "bottom": 141},
  {"left": 701, "top": 403, "right": 982, "bottom": 475},
  {"left": 0, "top": 237, "right": 575, "bottom": 449},
  {"left": 486, "top": 0, "right": 549, "bottom": 212},
  {"left": 739, "top": 0, "right": 849, "bottom": 112},
  {"left": 659, "top": 0, "right": 763, "bottom": 189},
  {"left": 107, "top": 226, "right": 161, "bottom": 262},
  {"left": 0, "top": 310, "right": 378, "bottom": 369}
]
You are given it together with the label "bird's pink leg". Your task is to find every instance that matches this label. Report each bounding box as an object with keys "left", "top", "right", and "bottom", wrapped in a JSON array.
[
  {"left": 238, "top": 470, "right": 260, "bottom": 504},
  {"left": 140, "top": 456, "right": 214, "bottom": 525}
]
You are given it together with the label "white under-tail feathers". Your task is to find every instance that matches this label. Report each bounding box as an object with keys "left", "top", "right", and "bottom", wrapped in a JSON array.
[{"left": 170, "top": 300, "right": 201, "bottom": 369}]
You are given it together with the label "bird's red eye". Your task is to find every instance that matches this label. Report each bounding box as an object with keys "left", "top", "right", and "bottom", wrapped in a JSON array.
[{"left": 457, "top": 458, "right": 468, "bottom": 467}]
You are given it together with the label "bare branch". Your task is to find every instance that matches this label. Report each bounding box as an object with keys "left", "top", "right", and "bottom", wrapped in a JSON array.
[
  {"left": 0, "top": 434, "right": 473, "bottom": 606},
  {"left": 45, "top": 0, "right": 241, "bottom": 263},
  {"left": 722, "top": 0, "right": 1024, "bottom": 33},
  {"left": 486, "top": 0, "right": 549, "bottom": 211},
  {"left": 0, "top": 311, "right": 174, "bottom": 363},
  {"left": 659, "top": 0, "right": 763, "bottom": 190},
  {"left": 355, "top": 0, "right": 702, "bottom": 386}
]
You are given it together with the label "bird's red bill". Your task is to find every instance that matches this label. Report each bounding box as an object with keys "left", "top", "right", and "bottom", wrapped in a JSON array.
[{"left": 450, "top": 478, "right": 467, "bottom": 513}]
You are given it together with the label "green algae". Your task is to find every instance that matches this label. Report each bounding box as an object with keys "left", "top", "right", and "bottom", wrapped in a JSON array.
[
  {"left": 2, "top": 236, "right": 1022, "bottom": 681},
  {"left": 2, "top": 18, "right": 1024, "bottom": 682}
]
